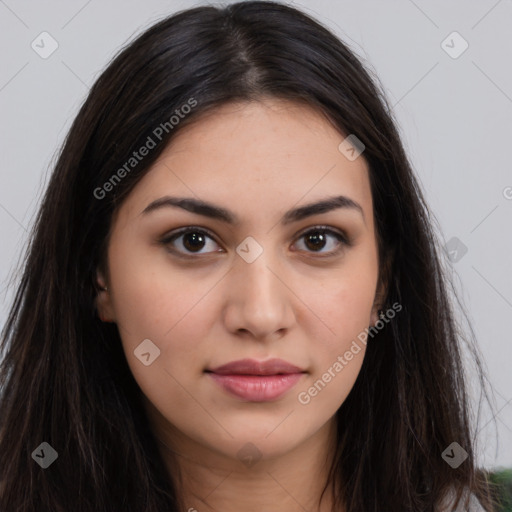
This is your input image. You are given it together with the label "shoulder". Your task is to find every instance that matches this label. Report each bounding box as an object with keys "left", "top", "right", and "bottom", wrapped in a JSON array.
[{"left": 438, "top": 486, "right": 486, "bottom": 512}]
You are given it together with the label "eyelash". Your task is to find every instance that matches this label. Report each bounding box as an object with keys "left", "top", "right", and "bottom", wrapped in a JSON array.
[{"left": 159, "top": 225, "right": 351, "bottom": 258}]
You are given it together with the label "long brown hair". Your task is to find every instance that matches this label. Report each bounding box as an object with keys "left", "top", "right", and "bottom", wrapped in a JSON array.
[{"left": 0, "top": 1, "right": 498, "bottom": 510}]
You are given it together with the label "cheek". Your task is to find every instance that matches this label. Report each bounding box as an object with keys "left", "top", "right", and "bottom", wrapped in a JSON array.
[
  {"left": 311, "top": 263, "right": 377, "bottom": 350},
  {"left": 298, "top": 256, "right": 377, "bottom": 410},
  {"left": 107, "top": 248, "right": 217, "bottom": 430},
  {"left": 107, "top": 240, "right": 219, "bottom": 391},
  {"left": 107, "top": 234, "right": 208, "bottom": 342}
]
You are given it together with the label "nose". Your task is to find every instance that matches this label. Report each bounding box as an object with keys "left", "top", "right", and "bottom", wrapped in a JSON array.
[{"left": 222, "top": 249, "right": 296, "bottom": 342}]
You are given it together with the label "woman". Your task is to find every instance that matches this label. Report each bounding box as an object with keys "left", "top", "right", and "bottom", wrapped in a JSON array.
[{"left": 0, "top": 1, "right": 498, "bottom": 510}]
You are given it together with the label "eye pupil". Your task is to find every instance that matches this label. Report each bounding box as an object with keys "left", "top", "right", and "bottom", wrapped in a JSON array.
[
  {"left": 164, "top": 227, "right": 344, "bottom": 257},
  {"left": 183, "top": 232, "right": 206, "bottom": 252},
  {"left": 305, "top": 231, "right": 327, "bottom": 251}
]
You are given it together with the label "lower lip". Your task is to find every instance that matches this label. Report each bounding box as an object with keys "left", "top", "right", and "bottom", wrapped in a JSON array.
[{"left": 207, "top": 372, "right": 304, "bottom": 402}]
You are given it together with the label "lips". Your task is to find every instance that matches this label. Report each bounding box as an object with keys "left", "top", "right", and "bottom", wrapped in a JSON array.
[
  {"left": 207, "top": 358, "right": 304, "bottom": 376},
  {"left": 205, "top": 358, "right": 306, "bottom": 402}
]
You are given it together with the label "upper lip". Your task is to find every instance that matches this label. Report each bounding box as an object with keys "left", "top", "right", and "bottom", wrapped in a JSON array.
[{"left": 207, "top": 358, "right": 305, "bottom": 376}]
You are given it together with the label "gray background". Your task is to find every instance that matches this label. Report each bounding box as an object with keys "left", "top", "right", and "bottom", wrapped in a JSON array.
[{"left": 0, "top": 0, "right": 511, "bottom": 469}]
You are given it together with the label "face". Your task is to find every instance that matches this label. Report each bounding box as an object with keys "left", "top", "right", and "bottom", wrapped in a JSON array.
[{"left": 96, "top": 99, "right": 383, "bottom": 468}]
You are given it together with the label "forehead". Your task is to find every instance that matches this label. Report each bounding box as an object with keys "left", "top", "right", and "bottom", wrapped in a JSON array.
[{"left": 117, "top": 99, "right": 373, "bottom": 226}]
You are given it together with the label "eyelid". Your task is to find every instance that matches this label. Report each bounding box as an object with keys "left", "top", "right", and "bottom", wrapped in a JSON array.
[
  {"left": 294, "top": 224, "right": 350, "bottom": 245},
  {"left": 159, "top": 224, "right": 351, "bottom": 257},
  {"left": 290, "top": 225, "right": 351, "bottom": 257},
  {"left": 159, "top": 225, "right": 224, "bottom": 255}
]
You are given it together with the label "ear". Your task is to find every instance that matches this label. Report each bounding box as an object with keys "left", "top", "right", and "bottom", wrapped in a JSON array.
[
  {"left": 95, "top": 270, "right": 116, "bottom": 323},
  {"left": 370, "top": 284, "right": 386, "bottom": 326},
  {"left": 370, "top": 251, "right": 393, "bottom": 326}
]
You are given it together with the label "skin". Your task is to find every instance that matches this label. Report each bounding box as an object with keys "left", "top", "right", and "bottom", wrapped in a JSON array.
[{"left": 96, "top": 99, "right": 385, "bottom": 512}]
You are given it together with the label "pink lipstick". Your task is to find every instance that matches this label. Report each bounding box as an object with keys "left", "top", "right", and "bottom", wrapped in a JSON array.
[{"left": 206, "top": 358, "right": 305, "bottom": 402}]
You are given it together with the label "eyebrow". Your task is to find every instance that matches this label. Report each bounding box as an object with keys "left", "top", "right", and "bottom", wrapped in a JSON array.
[{"left": 140, "top": 195, "right": 365, "bottom": 225}]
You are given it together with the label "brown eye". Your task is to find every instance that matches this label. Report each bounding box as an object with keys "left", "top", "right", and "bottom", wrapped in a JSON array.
[
  {"left": 160, "top": 228, "right": 222, "bottom": 255},
  {"left": 292, "top": 227, "right": 349, "bottom": 256},
  {"left": 159, "top": 225, "right": 350, "bottom": 258},
  {"left": 181, "top": 231, "right": 207, "bottom": 252}
]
